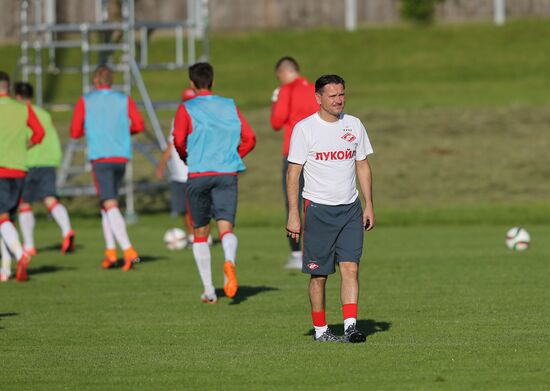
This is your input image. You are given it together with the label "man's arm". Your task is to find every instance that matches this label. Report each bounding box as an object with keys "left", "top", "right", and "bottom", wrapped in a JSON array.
[
  {"left": 172, "top": 104, "right": 192, "bottom": 162},
  {"left": 286, "top": 162, "right": 303, "bottom": 242},
  {"left": 128, "top": 96, "right": 145, "bottom": 135},
  {"left": 236, "top": 107, "right": 256, "bottom": 158},
  {"left": 156, "top": 142, "right": 173, "bottom": 179},
  {"left": 26, "top": 104, "right": 45, "bottom": 148},
  {"left": 270, "top": 84, "right": 291, "bottom": 131},
  {"left": 70, "top": 97, "right": 85, "bottom": 139},
  {"left": 356, "top": 158, "right": 375, "bottom": 231}
]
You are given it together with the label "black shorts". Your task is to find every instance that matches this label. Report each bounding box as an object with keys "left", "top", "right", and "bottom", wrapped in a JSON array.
[
  {"left": 0, "top": 178, "right": 24, "bottom": 220},
  {"left": 302, "top": 198, "right": 364, "bottom": 275},
  {"left": 187, "top": 175, "right": 238, "bottom": 228},
  {"left": 170, "top": 181, "right": 188, "bottom": 215},
  {"left": 92, "top": 162, "right": 126, "bottom": 202},
  {"left": 21, "top": 167, "right": 58, "bottom": 203}
]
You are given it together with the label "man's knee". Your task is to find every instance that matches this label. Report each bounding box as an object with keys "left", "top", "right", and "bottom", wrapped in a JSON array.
[
  {"left": 310, "top": 275, "right": 327, "bottom": 287},
  {"left": 44, "top": 196, "right": 57, "bottom": 209},
  {"left": 102, "top": 199, "right": 118, "bottom": 210},
  {"left": 340, "top": 262, "right": 358, "bottom": 277}
]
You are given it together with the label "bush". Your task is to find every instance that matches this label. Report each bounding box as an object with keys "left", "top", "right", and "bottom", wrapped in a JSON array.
[{"left": 400, "top": 0, "right": 444, "bottom": 23}]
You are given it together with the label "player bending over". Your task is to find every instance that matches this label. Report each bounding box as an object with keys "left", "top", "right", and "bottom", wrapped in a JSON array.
[
  {"left": 173, "top": 63, "right": 256, "bottom": 304},
  {"left": 70, "top": 65, "right": 145, "bottom": 271},
  {"left": 14, "top": 82, "right": 75, "bottom": 256},
  {"left": 0, "top": 71, "right": 44, "bottom": 282},
  {"left": 286, "top": 74, "right": 375, "bottom": 342}
]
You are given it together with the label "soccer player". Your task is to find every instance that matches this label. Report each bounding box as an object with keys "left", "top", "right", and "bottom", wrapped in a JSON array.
[
  {"left": 14, "top": 82, "right": 75, "bottom": 256},
  {"left": 0, "top": 71, "right": 44, "bottom": 282},
  {"left": 70, "top": 65, "right": 145, "bottom": 271},
  {"left": 173, "top": 62, "right": 256, "bottom": 303},
  {"left": 270, "top": 57, "right": 318, "bottom": 269},
  {"left": 286, "top": 74, "right": 375, "bottom": 343}
]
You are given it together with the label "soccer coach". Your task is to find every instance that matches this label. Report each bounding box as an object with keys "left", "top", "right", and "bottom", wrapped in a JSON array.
[{"left": 286, "top": 74, "right": 375, "bottom": 343}]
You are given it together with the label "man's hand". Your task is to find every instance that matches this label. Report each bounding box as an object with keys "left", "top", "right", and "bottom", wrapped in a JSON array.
[
  {"left": 155, "top": 166, "right": 165, "bottom": 179},
  {"left": 363, "top": 203, "right": 375, "bottom": 231},
  {"left": 271, "top": 87, "right": 280, "bottom": 103},
  {"left": 286, "top": 212, "right": 301, "bottom": 243}
]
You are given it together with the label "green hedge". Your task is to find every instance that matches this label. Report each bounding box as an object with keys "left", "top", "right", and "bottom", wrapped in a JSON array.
[{"left": 400, "top": 0, "right": 444, "bottom": 23}]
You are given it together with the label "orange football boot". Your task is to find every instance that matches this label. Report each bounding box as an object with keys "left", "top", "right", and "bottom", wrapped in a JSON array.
[
  {"left": 16, "top": 253, "right": 31, "bottom": 282},
  {"left": 102, "top": 249, "right": 118, "bottom": 269},
  {"left": 223, "top": 261, "right": 238, "bottom": 298},
  {"left": 123, "top": 247, "right": 139, "bottom": 272},
  {"left": 61, "top": 230, "right": 75, "bottom": 254}
]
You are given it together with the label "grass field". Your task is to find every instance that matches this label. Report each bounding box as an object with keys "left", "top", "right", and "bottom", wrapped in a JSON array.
[
  {"left": 1, "top": 216, "right": 549, "bottom": 389},
  {"left": 1, "top": 19, "right": 550, "bottom": 389}
]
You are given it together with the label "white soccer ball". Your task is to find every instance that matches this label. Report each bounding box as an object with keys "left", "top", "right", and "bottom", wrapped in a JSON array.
[
  {"left": 505, "top": 227, "right": 530, "bottom": 251},
  {"left": 164, "top": 228, "right": 188, "bottom": 250}
]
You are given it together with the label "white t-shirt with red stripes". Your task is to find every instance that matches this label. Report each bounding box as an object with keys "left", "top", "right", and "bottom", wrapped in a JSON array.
[{"left": 287, "top": 112, "right": 373, "bottom": 206}]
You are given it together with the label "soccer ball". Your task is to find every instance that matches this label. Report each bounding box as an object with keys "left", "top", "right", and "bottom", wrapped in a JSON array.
[
  {"left": 505, "top": 227, "right": 530, "bottom": 251},
  {"left": 164, "top": 228, "right": 188, "bottom": 250}
]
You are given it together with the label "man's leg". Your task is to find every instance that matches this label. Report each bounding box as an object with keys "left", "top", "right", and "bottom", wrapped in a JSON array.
[
  {"left": 103, "top": 199, "right": 138, "bottom": 270},
  {"left": 310, "top": 275, "right": 328, "bottom": 338},
  {"left": 218, "top": 219, "right": 238, "bottom": 298},
  {"left": 18, "top": 203, "right": 36, "bottom": 254},
  {"left": 44, "top": 196, "right": 75, "bottom": 254},
  {"left": 1, "top": 238, "right": 12, "bottom": 281},
  {"left": 211, "top": 176, "right": 239, "bottom": 298},
  {"left": 100, "top": 207, "right": 118, "bottom": 268},
  {"left": 193, "top": 224, "right": 216, "bottom": 302},
  {"left": 340, "top": 262, "right": 359, "bottom": 329}
]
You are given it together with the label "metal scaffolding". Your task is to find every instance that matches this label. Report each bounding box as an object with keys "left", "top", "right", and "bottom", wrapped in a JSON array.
[{"left": 17, "top": 0, "right": 209, "bottom": 221}]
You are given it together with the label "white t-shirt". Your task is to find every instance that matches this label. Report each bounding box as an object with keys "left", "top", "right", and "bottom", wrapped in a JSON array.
[
  {"left": 287, "top": 112, "right": 373, "bottom": 205},
  {"left": 167, "top": 122, "right": 189, "bottom": 183}
]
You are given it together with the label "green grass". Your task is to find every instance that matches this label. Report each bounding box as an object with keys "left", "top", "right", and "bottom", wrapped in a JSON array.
[{"left": 1, "top": 215, "right": 549, "bottom": 390}]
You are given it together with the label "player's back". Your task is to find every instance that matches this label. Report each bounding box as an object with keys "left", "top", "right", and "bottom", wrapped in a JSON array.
[
  {"left": 184, "top": 95, "right": 245, "bottom": 174},
  {"left": 0, "top": 97, "right": 30, "bottom": 171},
  {"left": 27, "top": 105, "right": 62, "bottom": 168},
  {"left": 287, "top": 77, "right": 318, "bottom": 130}
]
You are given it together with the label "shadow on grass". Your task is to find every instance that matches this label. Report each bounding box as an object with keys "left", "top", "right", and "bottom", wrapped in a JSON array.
[
  {"left": 304, "top": 319, "right": 392, "bottom": 339},
  {"left": 28, "top": 265, "right": 77, "bottom": 276},
  {"left": 36, "top": 243, "right": 84, "bottom": 253},
  {"left": 0, "top": 312, "right": 18, "bottom": 330},
  {"left": 215, "top": 285, "right": 279, "bottom": 305}
]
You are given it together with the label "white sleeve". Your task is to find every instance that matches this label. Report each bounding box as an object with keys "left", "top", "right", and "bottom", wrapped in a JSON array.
[
  {"left": 355, "top": 120, "right": 374, "bottom": 160},
  {"left": 287, "top": 123, "right": 309, "bottom": 165}
]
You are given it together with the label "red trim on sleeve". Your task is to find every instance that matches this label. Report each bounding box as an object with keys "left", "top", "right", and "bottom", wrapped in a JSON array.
[
  {"left": 173, "top": 103, "right": 193, "bottom": 161},
  {"left": 0, "top": 168, "right": 27, "bottom": 178},
  {"left": 236, "top": 107, "right": 256, "bottom": 159},
  {"left": 70, "top": 97, "right": 86, "bottom": 139},
  {"left": 27, "top": 104, "right": 45, "bottom": 145},
  {"left": 128, "top": 97, "right": 145, "bottom": 134}
]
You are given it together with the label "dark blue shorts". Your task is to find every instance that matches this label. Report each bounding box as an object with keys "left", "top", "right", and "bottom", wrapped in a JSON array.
[
  {"left": 92, "top": 162, "right": 126, "bottom": 202},
  {"left": 21, "top": 167, "right": 58, "bottom": 203},
  {"left": 302, "top": 198, "right": 364, "bottom": 275},
  {"left": 0, "top": 178, "right": 24, "bottom": 220},
  {"left": 187, "top": 175, "right": 238, "bottom": 228},
  {"left": 170, "top": 181, "right": 188, "bottom": 215}
]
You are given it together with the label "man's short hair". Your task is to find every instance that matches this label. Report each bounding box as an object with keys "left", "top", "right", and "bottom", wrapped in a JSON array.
[
  {"left": 275, "top": 56, "right": 300, "bottom": 72},
  {"left": 189, "top": 62, "right": 214, "bottom": 90},
  {"left": 93, "top": 65, "right": 113, "bottom": 86},
  {"left": 0, "top": 71, "right": 10, "bottom": 92},
  {"left": 14, "top": 82, "right": 33, "bottom": 99},
  {"left": 315, "top": 74, "right": 345, "bottom": 94}
]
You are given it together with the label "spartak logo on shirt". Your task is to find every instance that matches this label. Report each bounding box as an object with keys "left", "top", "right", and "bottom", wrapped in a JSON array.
[{"left": 341, "top": 132, "right": 356, "bottom": 142}]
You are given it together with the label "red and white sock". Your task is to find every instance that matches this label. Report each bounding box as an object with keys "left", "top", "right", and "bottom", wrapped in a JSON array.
[
  {"left": 0, "top": 219, "right": 24, "bottom": 260},
  {"left": 220, "top": 230, "right": 238, "bottom": 265},
  {"left": 18, "top": 206, "right": 35, "bottom": 250},
  {"left": 49, "top": 202, "right": 72, "bottom": 237},
  {"left": 342, "top": 303, "right": 358, "bottom": 330},
  {"left": 105, "top": 207, "right": 132, "bottom": 251},
  {"left": 100, "top": 209, "right": 116, "bottom": 250},
  {"left": 312, "top": 310, "right": 328, "bottom": 338},
  {"left": 192, "top": 237, "right": 215, "bottom": 295}
]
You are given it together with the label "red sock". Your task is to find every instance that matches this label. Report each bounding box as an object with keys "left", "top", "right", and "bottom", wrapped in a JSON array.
[
  {"left": 342, "top": 303, "right": 358, "bottom": 320},
  {"left": 311, "top": 311, "right": 327, "bottom": 327}
]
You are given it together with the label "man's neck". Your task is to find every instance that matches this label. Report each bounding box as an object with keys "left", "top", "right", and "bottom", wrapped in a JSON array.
[{"left": 318, "top": 109, "right": 339, "bottom": 123}]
